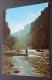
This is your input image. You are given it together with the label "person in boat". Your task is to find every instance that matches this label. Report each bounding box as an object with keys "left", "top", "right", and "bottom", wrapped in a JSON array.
[{"left": 25, "top": 48, "right": 28, "bottom": 56}]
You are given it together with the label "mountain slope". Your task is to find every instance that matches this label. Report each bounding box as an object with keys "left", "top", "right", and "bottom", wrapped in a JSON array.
[
  {"left": 11, "top": 24, "right": 31, "bottom": 49},
  {"left": 12, "top": 24, "right": 31, "bottom": 38}
]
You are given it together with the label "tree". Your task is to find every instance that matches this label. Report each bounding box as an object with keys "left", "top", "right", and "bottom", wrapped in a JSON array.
[
  {"left": 6, "top": 36, "right": 18, "bottom": 50},
  {"left": 3, "top": 10, "right": 10, "bottom": 42},
  {"left": 30, "top": 6, "right": 49, "bottom": 49}
]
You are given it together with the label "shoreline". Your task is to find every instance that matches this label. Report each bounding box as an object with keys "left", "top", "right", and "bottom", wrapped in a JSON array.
[{"left": 2, "top": 54, "right": 20, "bottom": 74}]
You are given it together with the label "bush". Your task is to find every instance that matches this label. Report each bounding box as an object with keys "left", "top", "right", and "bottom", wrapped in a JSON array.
[
  {"left": 6, "top": 36, "right": 18, "bottom": 50},
  {"left": 3, "top": 45, "right": 10, "bottom": 52}
]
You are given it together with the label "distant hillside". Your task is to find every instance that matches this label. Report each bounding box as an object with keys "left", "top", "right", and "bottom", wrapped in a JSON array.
[
  {"left": 11, "top": 24, "right": 31, "bottom": 49},
  {"left": 12, "top": 24, "right": 31, "bottom": 38}
]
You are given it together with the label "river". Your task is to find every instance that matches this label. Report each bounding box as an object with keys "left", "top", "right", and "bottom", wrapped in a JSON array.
[{"left": 10, "top": 49, "right": 43, "bottom": 76}]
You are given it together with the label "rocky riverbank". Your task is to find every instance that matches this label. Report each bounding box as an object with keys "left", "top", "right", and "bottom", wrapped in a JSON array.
[
  {"left": 2, "top": 49, "right": 50, "bottom": 78},
  {"left": 28, "top": 50, "right": 50, "bottom": 77},
  {"left": 2, "top": 54, "right": 20, "bottom": 74}
]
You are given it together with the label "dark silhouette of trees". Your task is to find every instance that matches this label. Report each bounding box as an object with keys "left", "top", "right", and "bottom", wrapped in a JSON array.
[
  {"left": 5, "top": 36, "right": 18, "bottom": 50},
  {"left": 3, "top": 10, "right": 19, "bottom": 50},
  {"left": 30, "top": 6, "right": 49, "bottom": 49},
  {"left": 3, "top": 10, "right": 10, "bottom": 43}
]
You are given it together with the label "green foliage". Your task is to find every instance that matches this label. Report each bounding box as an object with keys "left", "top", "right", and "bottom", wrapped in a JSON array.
[
  {"left": 30, "top": 7, "right": 49, "bottom": 49},
  {"left": 6, "top": 36, "right": 18, "bottom": 50},
  {"left": 3, "top": 44, "right": 10, "bottom": 52},
  {"left": 25, "top": 31, "right": 32, "bottom": 47},
  {"left": 17, "top": 36, "right": 27, "bottom": 49}
]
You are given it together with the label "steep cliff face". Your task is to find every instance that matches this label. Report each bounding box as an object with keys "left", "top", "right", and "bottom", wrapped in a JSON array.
[
  {"left": 3, "top": 10, "right": 10, "bottom": 42},
  {"left": 31, "top": 7, "right": 49, "bottom": 49}
]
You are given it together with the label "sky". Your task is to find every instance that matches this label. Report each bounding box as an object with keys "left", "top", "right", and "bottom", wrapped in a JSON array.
[{"left": 6, "top": 2, "right": 48, "bottom": 34}]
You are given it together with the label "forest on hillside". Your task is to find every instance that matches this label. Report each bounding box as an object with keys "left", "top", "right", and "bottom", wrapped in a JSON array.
[
  {"left": 3, "top": 6, "right": 49, "bottom": 51},
  {"left": 3, "top": 10, "right": 18, "bottom": 51},
  {"left": 26, "top": 6, "right": 49, "bottom": 49}
]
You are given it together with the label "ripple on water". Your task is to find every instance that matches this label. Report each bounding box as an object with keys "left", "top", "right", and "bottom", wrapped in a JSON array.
[{"left": 11, "top": 56, "right": 38, "bottom": 76}]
